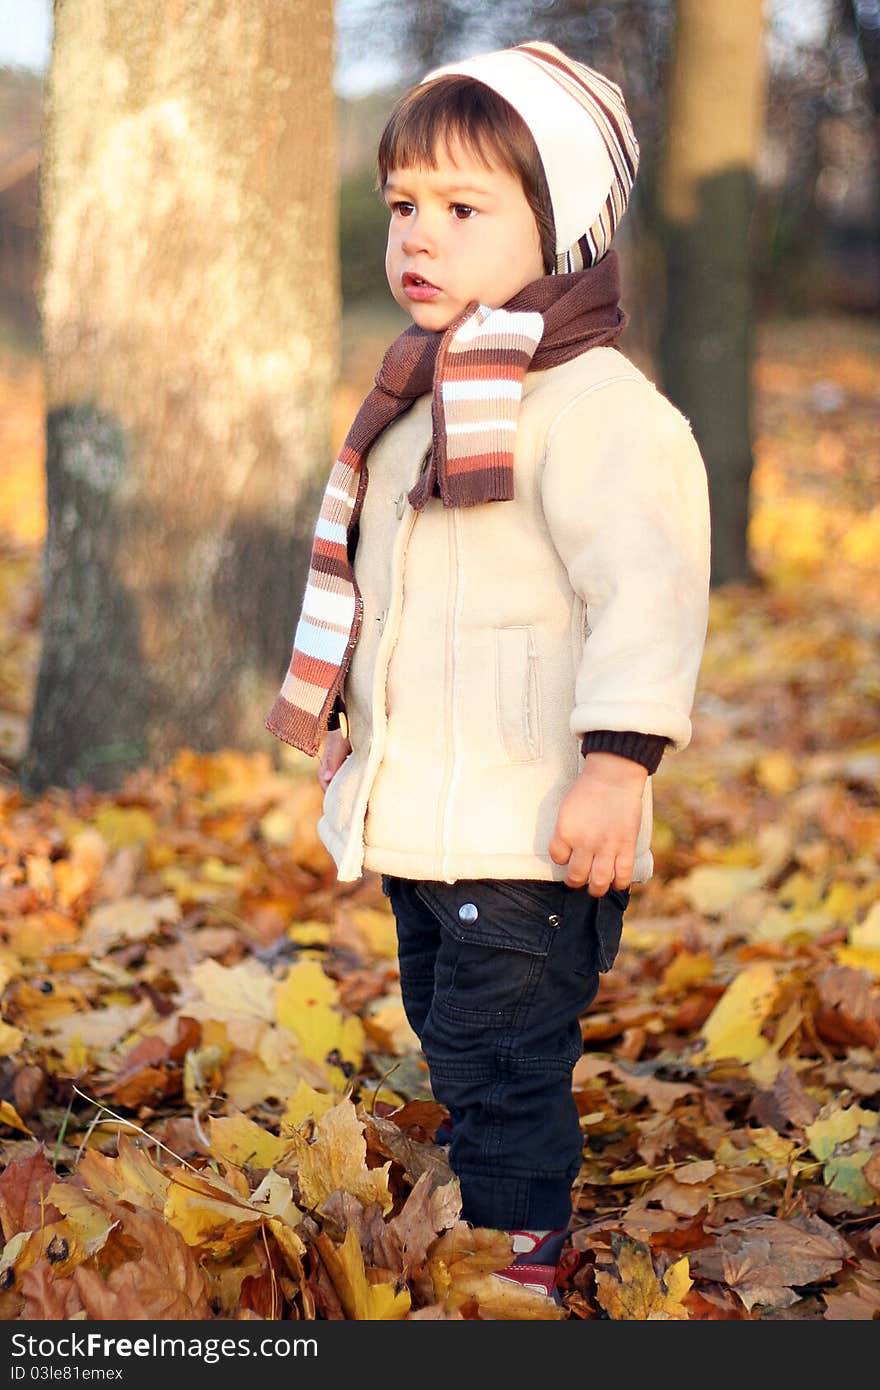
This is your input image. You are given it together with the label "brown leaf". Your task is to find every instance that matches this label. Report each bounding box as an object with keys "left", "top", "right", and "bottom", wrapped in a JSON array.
[
  {"left": 379, "top": 1099, "right": 449, "bottom": 1142},
  {"left": 815, "top": 967, "right": 880, "bottom": 1049},
  {"left": 0, "top": 1146, "right": 62, "bottom": 1240},
  {"left": 19, "top": 1262, "right": 84, "bottom": 1319},
  {"left": 823, "top": 1274, "right": 880, "bottom": 1320},
  {"left": 750, "top": 1064, "right": 821, "bottom": 1130},
  {"left": 689, "top": 1214, "right": 851, "bottom": 1311},
  {"left": 386, "top": 1172, "right": 461, "bottom": 1281},
  {"left": 364, "top": 1112, "right": 455, "bottom": 1189},
  {"left": 72, "top": 1206, "right": 210, "bottom": 1319}
]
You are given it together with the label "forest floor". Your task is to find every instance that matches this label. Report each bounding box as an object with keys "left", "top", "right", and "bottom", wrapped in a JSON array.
[{"left": 0, "top": 310, "right": 877, "bottom": 1320}]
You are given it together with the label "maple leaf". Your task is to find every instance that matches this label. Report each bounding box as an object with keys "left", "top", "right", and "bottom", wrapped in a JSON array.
[
  {"left": 689, "top": 1214, "right": 850, "bottom": 1311},
  {"left": 281, "top": 1098, "right": 393, "bottom": 1216},
  {"left": 72, "top": 1206, "right": 211, "bottom": 1318},
  {"left": 77, "top": 1135, "right": 170, "bottom": 1212},
  {"left": 208, "top": 1112, "right": 293, "bottom": 1171},
  {"left": 0, "top": 1147, "right": 62, "bottom": 1240},
  {"left": 595, "top": 1236, "right": 691, "bottom": 1319}
]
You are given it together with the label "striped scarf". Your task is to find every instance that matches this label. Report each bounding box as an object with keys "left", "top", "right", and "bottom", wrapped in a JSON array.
[{"left": 266, "top": 252, "right": 627, "bottom": 755}]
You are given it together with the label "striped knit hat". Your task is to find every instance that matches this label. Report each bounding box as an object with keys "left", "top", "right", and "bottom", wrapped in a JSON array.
[{"left": 423, "top": 40, "right": 640, "bottom": 271}]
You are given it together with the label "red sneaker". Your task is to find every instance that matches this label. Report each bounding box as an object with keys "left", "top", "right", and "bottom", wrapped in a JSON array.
[{"left": 492, "top": 1227, "right": 567, "bottom": 1304}]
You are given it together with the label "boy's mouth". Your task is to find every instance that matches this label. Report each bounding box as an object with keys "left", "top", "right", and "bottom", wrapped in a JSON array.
[{"left": 402, "top": 271, "right": 441, "bottom": 301}]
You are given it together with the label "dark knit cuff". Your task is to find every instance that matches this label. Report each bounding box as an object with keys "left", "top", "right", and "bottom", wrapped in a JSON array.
[{"left": 580, "top": 730, "right": 671, "bottom": 775}]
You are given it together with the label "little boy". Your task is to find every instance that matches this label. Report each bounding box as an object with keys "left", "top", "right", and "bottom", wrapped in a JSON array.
[{"left": 266, "top": 41, "right": 710, "bottom": 1302}]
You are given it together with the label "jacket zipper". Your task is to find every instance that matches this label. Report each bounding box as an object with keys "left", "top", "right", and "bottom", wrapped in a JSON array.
[{"left": 439, "top": 508, "right": 462, "bottom": 877}]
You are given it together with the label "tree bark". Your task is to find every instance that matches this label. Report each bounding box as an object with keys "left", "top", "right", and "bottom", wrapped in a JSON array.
[
  {"left": 657, "top": 0, "right": 767, "bottom": 587},
  {"left": 27, "top": 0, "right": 338, "bottom": 791}
]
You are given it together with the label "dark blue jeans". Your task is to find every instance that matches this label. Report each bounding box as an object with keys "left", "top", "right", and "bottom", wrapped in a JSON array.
[{"left": 381, "top": 873, "right": 630, "bottom": 1232}]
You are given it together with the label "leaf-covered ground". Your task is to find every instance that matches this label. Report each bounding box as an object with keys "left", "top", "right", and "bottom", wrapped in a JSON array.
[{"left": 0, "top": 313, "right": 878, "bottom": 1320}]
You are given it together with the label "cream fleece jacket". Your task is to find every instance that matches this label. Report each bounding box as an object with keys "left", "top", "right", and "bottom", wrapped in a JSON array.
[{"left": 317, "top": 346, "right": 711, "bottom": 884}]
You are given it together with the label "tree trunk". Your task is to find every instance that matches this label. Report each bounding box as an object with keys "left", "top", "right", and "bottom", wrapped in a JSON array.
[
  {"left": 25, "top": 0, "right": 338, "bottom": 792},
  {"left": 657, "top": 0, "right": 767, "bottom": 587}
]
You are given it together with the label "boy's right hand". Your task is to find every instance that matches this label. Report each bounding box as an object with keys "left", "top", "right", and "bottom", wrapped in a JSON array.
[{"left": 318, "top": 728, "right": 352, "bottom": 792}]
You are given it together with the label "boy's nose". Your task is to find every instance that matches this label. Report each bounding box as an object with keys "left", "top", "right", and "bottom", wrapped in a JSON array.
[{"left": 401, "top": 217, "right": 437, "bottom": 257}]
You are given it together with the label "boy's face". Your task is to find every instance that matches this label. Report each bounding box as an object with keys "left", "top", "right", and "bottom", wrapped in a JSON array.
[{"left": 383, "top": 134, "right": 546, "bottom": 332}]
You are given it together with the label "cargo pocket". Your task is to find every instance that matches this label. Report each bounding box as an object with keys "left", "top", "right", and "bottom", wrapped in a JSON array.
[
  {"left": 595, "top": 886, "right": 630, "bottom": 973},
  {"left": 415, "top": 879, "right": 565, "bottom": 1026},
  {"left": 495, "top": 626, "right": 542, "bottom": 762}
]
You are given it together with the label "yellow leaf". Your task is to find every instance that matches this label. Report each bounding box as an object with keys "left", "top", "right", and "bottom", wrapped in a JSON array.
[
  {"left": 208, "top": 1113, "right": 292, "bottom": 1171},
  {"left": 281, "top": 1080, "right": 338, "bottom": 1131},
  {"left": 268, "top": 1216, "right": 308, "bottom": 1276},
  {"left": 287, "top": 920, "right": 331, "bottom": 946},
  {"left": 250, "top": 1172, "right": 303, "bottom": 1229},
  {"left": 77, "top": 1135, "right": 170, "bottom": 1212},
  {"left": 806, "top": 1105, "right": 878, "bottom": 1163},
  {"left": 222, "top": 1037, "right": 328, "bottom": 1112},
  {"left": 82, "top": 893, "right": 181, "bottom": 950},
  {"left": 678, "top": 865, "right": 765, "bottom": 915},
  {"left": 595, "top": 1239, "right": 691, "bottom": 1320},
  {"left": 190, "top": 958, "right": 276, "bottom": 1022},
  {"left": 281, "top": 1098, "right": 393, "bottom": 1215},
  {"left": 754, "top": 751, "right": 798, "bottom": 795},
  {"left": 0, "top": 1100, "right": 32, "bottom": 1135},
  {"left": 0, "top": 949, "right": 22, "bottom": 995},
  {"left": 851, "top": 901, "right": 880, "bottom": 949},
  {"left": 45, "top": 1185, "right": 113, "bottom": 1257},
  {"left": 608, "top": 1163, "right": 675, "bottom": 1185},
  {"left": 364, "top": 996, "right": 420, "bottom": 1055},
  {"left": 164, "top": 1168, "right": 262, "bottom": 1258},
  {"left": 700, "top": 963, "right": 779, "bottom": 1063},
  {"left": 823, "top": 881, "right": 864, "bottom": 927},
  {"left": 275, "top": 956, "right": 365, "bottom": 1082},
  {"left": 349, "top": 906, "right": 399, "bottom": 960},
  {"left": 427, "top": 1224, "right": 514, "bottom": 1303},
  {"left": 183, "top": 1044, "right": 225, "bottom": 1107},
  {"left": 657, "top": 950, "right": 714, "bottom": 997},
  {"left": 834, "top": 946, "right": 880, "bottom": 977},
  {"left": 92, "top": 805, "right": 157, "bottom": 849},
  {"left": 54, "top": 828, "right": 108, "bottom": 908},
  {"left": 315, "top": 1226, "right": 410, "bottom": 1320},
  {"left": 0, "top": 1021, "right": 24, "bottom": 1056}
]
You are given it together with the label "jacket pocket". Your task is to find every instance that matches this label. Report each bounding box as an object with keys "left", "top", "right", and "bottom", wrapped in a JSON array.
[
  {"left": 494, "top": 625, "right": 542, "bottom": 762},
  {"left": 321, "top": 751, "right": 355, "bottom": 832}
]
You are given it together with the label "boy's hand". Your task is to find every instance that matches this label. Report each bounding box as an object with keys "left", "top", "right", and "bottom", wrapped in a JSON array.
[
  {"left": 549, "top": 751, "right": 647, "bottom": 895},
  {"left": 318, "top": 728, "right": 352, "bottom": 792}
]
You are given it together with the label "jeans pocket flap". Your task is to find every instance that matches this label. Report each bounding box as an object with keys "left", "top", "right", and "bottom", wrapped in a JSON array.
[{"left": 414, "top": 880, "right": 563, "bottom": 957}]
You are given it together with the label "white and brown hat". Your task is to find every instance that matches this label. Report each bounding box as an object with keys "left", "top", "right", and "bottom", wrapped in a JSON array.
[{"left": 423, "top": 40, "right": 640, "bottom": 272}]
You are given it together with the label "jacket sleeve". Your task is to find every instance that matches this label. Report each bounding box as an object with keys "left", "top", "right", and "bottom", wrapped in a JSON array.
[{"left": 541, "top": 377, "right": 711, "bottom": 753}]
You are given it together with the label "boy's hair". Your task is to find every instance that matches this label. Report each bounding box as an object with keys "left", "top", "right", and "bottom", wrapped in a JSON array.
[{"left": 376, "top": 75, "right": 556, "bottom": 275}]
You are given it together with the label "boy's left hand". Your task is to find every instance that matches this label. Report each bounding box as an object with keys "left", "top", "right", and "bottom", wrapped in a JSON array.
[{"left": 549, "top": 752, "right": 647, "bottom": 895}]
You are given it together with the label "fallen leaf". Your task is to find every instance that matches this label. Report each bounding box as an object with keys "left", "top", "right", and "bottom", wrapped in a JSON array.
[
  {"left": 700, "top": 963, "right": 779, "bottom": 1062},
  {"left": 314, "top": 1225, "right": 410, "bottom": 1319},
  {"left": 595, "top": 1237, "right": 691, "bottom": 1319}
]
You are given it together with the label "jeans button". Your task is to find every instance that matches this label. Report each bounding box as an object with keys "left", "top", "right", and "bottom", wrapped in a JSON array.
[
  {"left": 458, "top": 902, "right": 479, "bottom": 923},
  {"left": 548, "top": 914, "right": 561, "bottom": 926}
]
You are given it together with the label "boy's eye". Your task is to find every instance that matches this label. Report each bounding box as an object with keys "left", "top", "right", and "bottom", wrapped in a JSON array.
[
  {"left": 452, "top": 204, "right": 477, "bottom": 220},
  {"left": 390, "top": 200, "right": 414, "bottom": 217}
]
